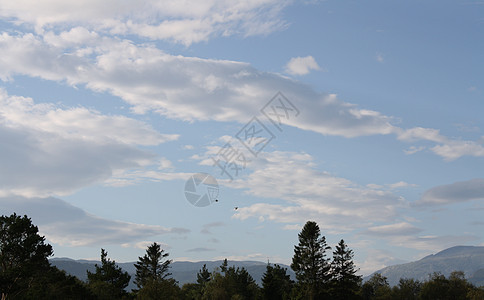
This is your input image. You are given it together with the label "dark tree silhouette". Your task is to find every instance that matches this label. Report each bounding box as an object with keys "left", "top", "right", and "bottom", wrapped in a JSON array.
[
  {"left": 87, "top": 248, "right": 131, "bottom": 299},
  {"left": 134, "top": 242, "right": 172, "bottom": 289},
  {"left": 202, "top": 261, "right": 260, "bottom": 299},
  {"left": 330, "top": 239, "right": 361, "bottom": 299},
  {"left": 261, "top": 264, "right": 293, "bottom": 300},
  {"left": 391, "top": 278, "right": 422, "bottom": 300},
  {"left": 361, "top": 273, "right": 392, "bottom": 300},
  {"left": 0, "top": 213, "right": 53, "bottom": 299},
  {"left": 133, "top": 242, "right": 181, "bottom": 299},
  {"left": 291, "top": 221, "right": 331, "bottom": 300},
  {"left": 197, "top": 263, "right": 211, "bottom": 285}
]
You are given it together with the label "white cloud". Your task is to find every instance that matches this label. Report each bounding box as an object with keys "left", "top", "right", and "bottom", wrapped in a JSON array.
[
  {"left": 0, "top": 31, "right": 482, "bottom": 160},
  {"left": 220, "top": 150, "right": 406, "bottom": 232},
  {"left": 0, "top": 32, "right": 397, "bottom": 138},
  {"left": 387, "top": 181, "right": 417, "bottom": 190},
  {"left": 0, "top": 196, "right": 189, "bottom": 246},
  {"left": 363, "top": 222, "right": 422, "bottom": 236},
  {"left": 0, "top": 89, "right": 178, "bottom": 145},
  {"left": 0, "top": 0, "right": 291, "bottom": 45},
  {"left": 0, "top": 89, "right": 178, "bottom": 197},
  {"left": 404, "top": 146, "right": 426, "bottom": 155},
  {"left": 397, "top": 127, "right": 484, "bottom": 160},
  {"left": 283, "top": 224, "right": 302, "bottom": 230},
  {"left": 397, "top": 127, "right": 446, "bottom": 143},
  {"left": 430, "top": 140, "right": 484, "bottom": 161},
  {"left": 285, "top": 55, "right": 321, "bottom": 75},
  {"left": 383, "top": 234, "right": 478, "bottom": 252},
  {"left": 418, "top": 178, "right": 484, "bottom": 206}
]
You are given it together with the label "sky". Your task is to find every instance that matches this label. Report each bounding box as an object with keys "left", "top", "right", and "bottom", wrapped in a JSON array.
[{"left": 0, "top": 0, "right": 483, "bottom": 276}]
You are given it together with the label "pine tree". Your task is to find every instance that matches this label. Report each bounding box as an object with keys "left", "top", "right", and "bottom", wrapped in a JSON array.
[
  {"left": 220, "top": 258, "right": 228, "bottom": 274},
  {"left": 261, "top": 264, "right": 294, "bottom": 300},
  {"left": 87, "top": 248, "right": 131, "bottom": 299},
  {"left": 134, "top": 242, "right": 172, "bottom": 289},
  {"left": 201, "top": 262, "right": 260, "bottom": 299},
  {"left": 197, "top": 264, "right": 211, "bottom": 285},
  {"left": 329, "top": 239, "right": 361, "bottom": 299},
  {"left": 291, "top": 221, "right": 331, "bottom": 300}
]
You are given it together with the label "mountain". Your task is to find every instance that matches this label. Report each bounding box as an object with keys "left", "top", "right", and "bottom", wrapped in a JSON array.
[
  {"left": 368, "top": 246, "right": 484, "bottom": 286},
  {"left": 50, "top": 258, "right": 295, "bottom": 291}
]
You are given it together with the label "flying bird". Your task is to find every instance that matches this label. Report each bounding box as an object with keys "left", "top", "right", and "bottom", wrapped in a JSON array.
[{"left": 234, "top": 206, "right": 238, "bottom": 210}]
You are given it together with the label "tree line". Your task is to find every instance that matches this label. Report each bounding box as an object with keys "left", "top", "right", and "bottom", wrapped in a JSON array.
[{"left": 1, "top": 213, "right": 483, "bottom": 299}]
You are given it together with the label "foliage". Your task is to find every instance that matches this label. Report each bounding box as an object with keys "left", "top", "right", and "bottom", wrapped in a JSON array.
[
  {"left": 180, "top": 282, "right": 201, "bottom": 300},
  {"left": 419, "top": 271, "right": 474, "bottom": 300},
  {"left": 136, "top": 277, "right": 180, "bottom": 300},
  {"left": 329, "top": 239, "right": 361, "bottom": 299},
  {"left": 134, "top": 242, "right": 172, "bottom": 290},
  {"left": 261, "top": 264, "right": 293, "bottom": 300},
  {"left": 0, "top": 213, "right": 53, "bottom": 299},
  {"left": 201, "top": 260, "right": 260, "bottom": 300},
  {"left": 197, "top": 264, "right": 211, "bottom": 286},
  {"left": 361, "top": 273, "right": 392, "bottom": 300},
  {"left": 24, "top": 265, "right": 95, "bottom": 299},
  {"left": 291, "top": 221, "right": 331, "bottom": 300},
  {"left": 87, "top": 248, "right": 131, "bottom": 300},
  {"left": 390, "top": 278, "right": 421, "bottom": 300}
]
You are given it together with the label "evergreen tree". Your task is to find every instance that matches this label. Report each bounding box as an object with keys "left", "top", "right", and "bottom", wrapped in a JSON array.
[
  {"left": 220, "top": 259, "right": 228, "bottom": 274},
  {"left": 261, "top": 264, "right": 293, "bottom": 300},
  {"left": 291, "top": 221, "right": 331, "bottom": 300},
  {"left": 197, "top": 264, "right": 211, "bottom": 285},
  {"left": 87, "top": 248, "right": 131, "bottom": 299},
  {"left": 202, "top": 262, "right": 260, "bottom": 299},
  {"left": 0, "top": 213, "right": 53, "bottom": 299},
  {"left": 329, "top": 239, "right": 361, "bottom": 299},
  {"left": 136, "top": 278, "right": 180, "bottom": 300},
  {"left": 134, "top": 242, "right": 172, "bottom": 289}
]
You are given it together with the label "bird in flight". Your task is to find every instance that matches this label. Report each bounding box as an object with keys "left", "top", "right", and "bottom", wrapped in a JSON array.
[{"left": 234, "top": 207, "right": 238, "bottom": 210}]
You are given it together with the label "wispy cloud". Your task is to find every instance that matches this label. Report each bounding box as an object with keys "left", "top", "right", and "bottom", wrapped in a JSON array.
[
  {"left": 363, "top": 222, "right": 423, "bottom": 236},
  {"left": 222, "top": 150, "right": 406, "bottom": 232},
  {"left": 418, "top": 178, "right": 484, "bottom": 206},
  {"left": 376, "top": 52, "right": 384, "bottom": 63},
  {"left": 0, "top": 0, "right": 292, "bottom": 45},
  {"left": 0, "top": 196, "right": 189, "bottom": 246}
]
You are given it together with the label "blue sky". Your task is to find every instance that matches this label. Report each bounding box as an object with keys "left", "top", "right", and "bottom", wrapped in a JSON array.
[{"left": 0, "top": 0, "right": 483, "bottom": 275}]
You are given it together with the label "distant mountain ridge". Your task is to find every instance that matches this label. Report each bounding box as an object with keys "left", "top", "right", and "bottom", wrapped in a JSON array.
[
  {"left": 369, "top": 246, "right": 484, "bottom": 286},
  {"left": 51, "top": 245, "right": 484, "bottom": 290},
  {"left": 50, "top": 258, "right": 295, "bottom": 291}
]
